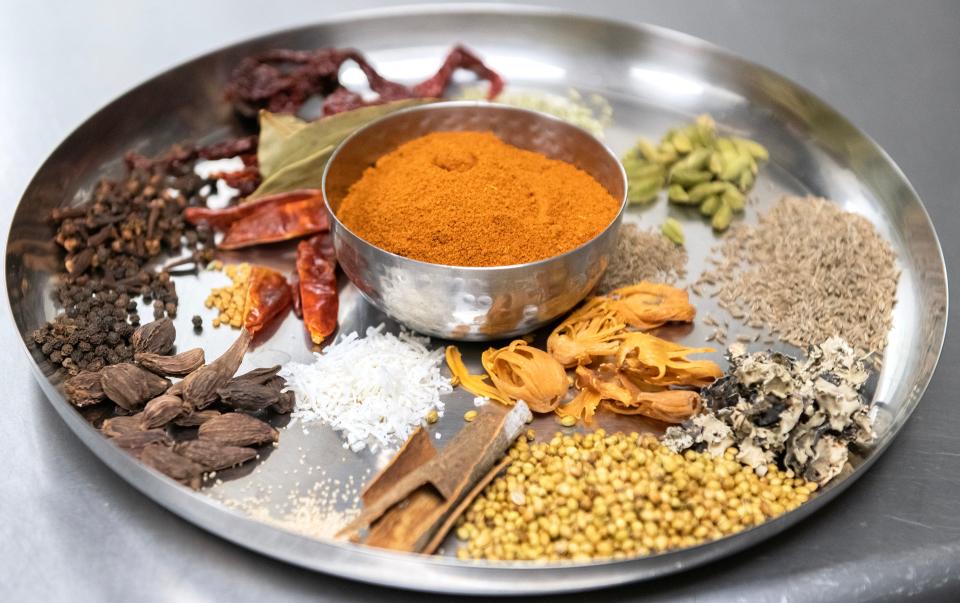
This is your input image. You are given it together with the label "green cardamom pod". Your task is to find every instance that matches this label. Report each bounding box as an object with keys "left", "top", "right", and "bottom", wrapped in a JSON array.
[
  {"left": 668, "top": 184, "right": 692, "bottom": 204},
  {"left": 627, "top": 174, "right": 664, "bottom": 204},
  {"left": 708, "top": 151, "right": 724, "bottom": 175},
  {"left": 671, "top": 131, "right": 693, "bottom": 154},
  {"left": 669, "top": 169, "right": 713, "bottom": 187},
  {"left": 720, "top": 154, "right": 752, "bottom": 181},
  {"left": 712, "top": 202, "right": 734, "bottom": 231},
  {"left": 700, "top": 195, "right": 721, "bottom": 216},
  {"left": 732, "top": 137, "right": 769, "bottom": 161},
  {"left": 738, "top": 169, "right": 755, "bottom": 192},
  {"left": 661, "top": 218, "right": 685, "bottom": 245},
  {"left": 673, "top": 148, "right": 712, "bottom": 172},
  {"left": 721, "top": 184, "right": 746, "bottom": 212},
  {"left": 687, "top": 181, "right": 729, "bottom": 202}
]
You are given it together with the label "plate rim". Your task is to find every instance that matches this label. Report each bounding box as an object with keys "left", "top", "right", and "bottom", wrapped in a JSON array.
[{"left": 3, "top": 2, "right": 949, "bottom": 595}]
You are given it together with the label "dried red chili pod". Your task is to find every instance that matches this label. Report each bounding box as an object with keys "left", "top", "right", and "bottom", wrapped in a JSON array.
[
  {"left": 296, "top": 234, "right": 338, "bottom": 345},
  {"left": 219, "top": 192, "right": 329, "bottom": 250},
  {"left": 244, "top": 265, "right": 292, "bottom": 335},
  {"left": 412, "top": 45, "right": 504, "bottom": 100},
  {"left": 184, "top": 189, "right": 321, "bottom": 231}
]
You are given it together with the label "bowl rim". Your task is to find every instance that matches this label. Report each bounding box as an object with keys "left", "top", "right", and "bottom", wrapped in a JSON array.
[{"left": 320, "top": 100, "right": 629, "bottom": 271}]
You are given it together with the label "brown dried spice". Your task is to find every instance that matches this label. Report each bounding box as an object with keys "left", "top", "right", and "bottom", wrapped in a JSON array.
[
  {"left": 140, "top": 394, "right": 187, "bottom": 429},
  {"left": 101, "top": 415, "right": 144, "bottom": 438},
  {"left": 64, "top": 370, "right": 104, "bottom": 407},
  {"left": 131, "top": 318, "right": 176, "bottom": 355},
  {"left": 135, "top": 348, "right": 205, "bottom": 377},
  {"left": 173, "top": 410, "right": 221, "bottom": 427},
  {"left": 112, "top": 429, "right": 172, "bottom": 455},
  {"left": 217, "top": 383, "right": 281, "bottom": 412},
  {"left": 198, "top": 412, "right": 278, "bottom": 447},
  {"left": 174, "top": 439, "right": 257, "bottom": 471},
  {"left": 227, "top": 365, "right": 281, "bottom": 387},
  {"left": 182, "top": 329, "right": 252, "bottom": 408},
  {"left": 140, "top": 443, "right": 205, "bottom": 489},
  {"left": 271, "top": 389, "right": 296, "bottom": 415},
  {"left": 100, "top": 363, "right": 171, "bottom": 410}
]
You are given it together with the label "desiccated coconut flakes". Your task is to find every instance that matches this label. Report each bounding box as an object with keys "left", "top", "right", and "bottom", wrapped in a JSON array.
[{"left": 280, "top": 324, "right": 450, "bottom": 453}]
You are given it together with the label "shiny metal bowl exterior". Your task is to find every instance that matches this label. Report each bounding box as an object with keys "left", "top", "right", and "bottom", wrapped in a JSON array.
[{"left": 322, "top": 102, "right": 628, "bottom": 340}]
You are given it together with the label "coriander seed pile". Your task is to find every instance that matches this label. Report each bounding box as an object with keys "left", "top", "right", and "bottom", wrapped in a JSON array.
[{"left": 455, "top": 430, "right": 816, "bottom": 562}]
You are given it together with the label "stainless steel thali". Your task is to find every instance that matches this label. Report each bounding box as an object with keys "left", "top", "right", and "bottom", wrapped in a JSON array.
[{"left": 3, "top": 5, "right": 947, "bottom": 595}]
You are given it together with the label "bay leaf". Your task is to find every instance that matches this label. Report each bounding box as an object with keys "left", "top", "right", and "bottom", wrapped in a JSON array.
[
  {"left": 257, "top": 111, "right": 309, "bottom": 179},
  {"left": 250, "top": 99, "right": 431, "bottom": 200}
]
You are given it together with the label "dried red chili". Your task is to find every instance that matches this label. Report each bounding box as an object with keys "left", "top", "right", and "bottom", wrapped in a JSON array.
[
  {"left": 296, "top": 234, "right": 338, "bottom": 345},
  {"left": 225, "top": 45, "right": 503, "bottom": 118},
  {"left": 219, "top": 192, "right": 329, "bottom": 250},
  {"left": 184, "top": 189, "right": 321, "bottom": 231},
  {"left": 124, "top": 136, "right": 258, "bottom": 172},
  {"left": 244, "top": 265, "right": 292, "bottom": 335}
]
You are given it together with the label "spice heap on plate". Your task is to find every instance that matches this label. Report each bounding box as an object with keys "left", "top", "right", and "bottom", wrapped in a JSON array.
[
  {"left": 445, "top": 282, "right": 722, "bottom": 425},
  {"left": 280, "top": 325, "right": 451, "bottom": 452},
  {"left": 697, "top": 196, "right": 899, "bottom": 356},
  {"left": 63, "top": 320, "right": 291, "bottom": 488},
  {"left": 32, "top": 138, "right": 258, "bottom": 374},
  {"left": 455, "top": 430, "right": 817, "bottom": 561},
  {"left": 459, "top": 87, "right": 613, "bottom": 137},
  {"left": 597, "top": 223, "right": 688, "bottom": 294},
  {"left": 621, "top": 114, "right": 767, "bottom": 231},
  {"left": 663, "top": 337, "right": 875, "bottom": 486},
  {"left": 336, "top": 131, "right": 621, "bottom": 266}
]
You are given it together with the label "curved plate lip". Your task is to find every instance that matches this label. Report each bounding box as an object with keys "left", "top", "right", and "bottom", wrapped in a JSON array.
[{"left": 3, "top": 2, "right": 949, "bottom": 596}]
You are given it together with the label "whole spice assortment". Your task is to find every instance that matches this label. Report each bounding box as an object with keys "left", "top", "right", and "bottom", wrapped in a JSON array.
[
  {"left": 31, "top": 137, "right": 249, "bottom": 374},
  {"left": 455, "top": 430, "right": 816, "bottom": 561},
  {"left": 225, "top": 45, "right": 502, "bottom": 118},
  {"left": 697, "top": 196, "right": 899, "bottom": 355},
  {"left": 446, "top": 283, "right": 719, "bottom": 425},
  {"left": 663, "top": 337, "right": 875, "bottom": 486},
  {"left": 596, "top": 224, "right": 687, "bottom": 294},
  {"left": 33, "top": 35, "right": 914, "bottom": 569},
  {"left": 336, "top": 131, "right": 620, "bottom": 266},
  {"left": 621, "top": 114, "right": 766, "bottom": 231},
  {"left": 280, "top": 325, "right": 452, "bottom": 452},
  {"left": 61, "top": 320, "right": 287, "bottom": 487}
]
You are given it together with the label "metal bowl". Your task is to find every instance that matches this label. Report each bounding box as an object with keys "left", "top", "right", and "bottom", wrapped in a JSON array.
[{"left": 322, "top": 102, "right": 628, "bottom": 341}]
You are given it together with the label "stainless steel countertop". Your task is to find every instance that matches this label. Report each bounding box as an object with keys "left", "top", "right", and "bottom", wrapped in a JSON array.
[{"left": 1, "top": 1, "right": 957, "bottom": 601}]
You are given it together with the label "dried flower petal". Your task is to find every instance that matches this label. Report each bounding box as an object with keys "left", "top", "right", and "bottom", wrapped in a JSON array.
[
  {"left": 444, "top": 346, "right": 512, "bottom": 406},
  {"left": 608, "top": 282, "right": 696, "bottom": 330},
  {"left": 547, "top": 297, "right": 625, "bottom": 367},
  {"left": 481, "top": 341, "right": 568, "bottom": 413}
]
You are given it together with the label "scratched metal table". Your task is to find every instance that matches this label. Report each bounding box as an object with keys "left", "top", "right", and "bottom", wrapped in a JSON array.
[{"left": 1, "top": 1, "right": 958, "bottom": 601}]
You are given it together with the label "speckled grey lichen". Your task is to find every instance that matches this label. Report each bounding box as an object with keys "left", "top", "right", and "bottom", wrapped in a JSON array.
[{"left": 662, "top": 336, "right": 875, "bottom": 486}]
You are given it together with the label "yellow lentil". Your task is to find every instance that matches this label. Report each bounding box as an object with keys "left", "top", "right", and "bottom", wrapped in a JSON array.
[
  {"left": 464, "top": 410, "right": 478, "bottom": 422},
  {"left": 204, "top": 263, "right": 251, "bottom": 329}
]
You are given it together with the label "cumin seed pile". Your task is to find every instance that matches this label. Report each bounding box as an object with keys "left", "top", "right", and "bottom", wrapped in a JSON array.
[
  {"left": 597, "top": 223, "right": 688, "bottom": 294},
  {"left": 699, "top": 196, "right": 898, "bottom": 356}
]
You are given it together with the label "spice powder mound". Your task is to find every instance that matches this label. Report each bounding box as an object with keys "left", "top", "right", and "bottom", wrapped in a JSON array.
[{"left": 336, "top": 131, "right": 621, "bottom": 267}]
